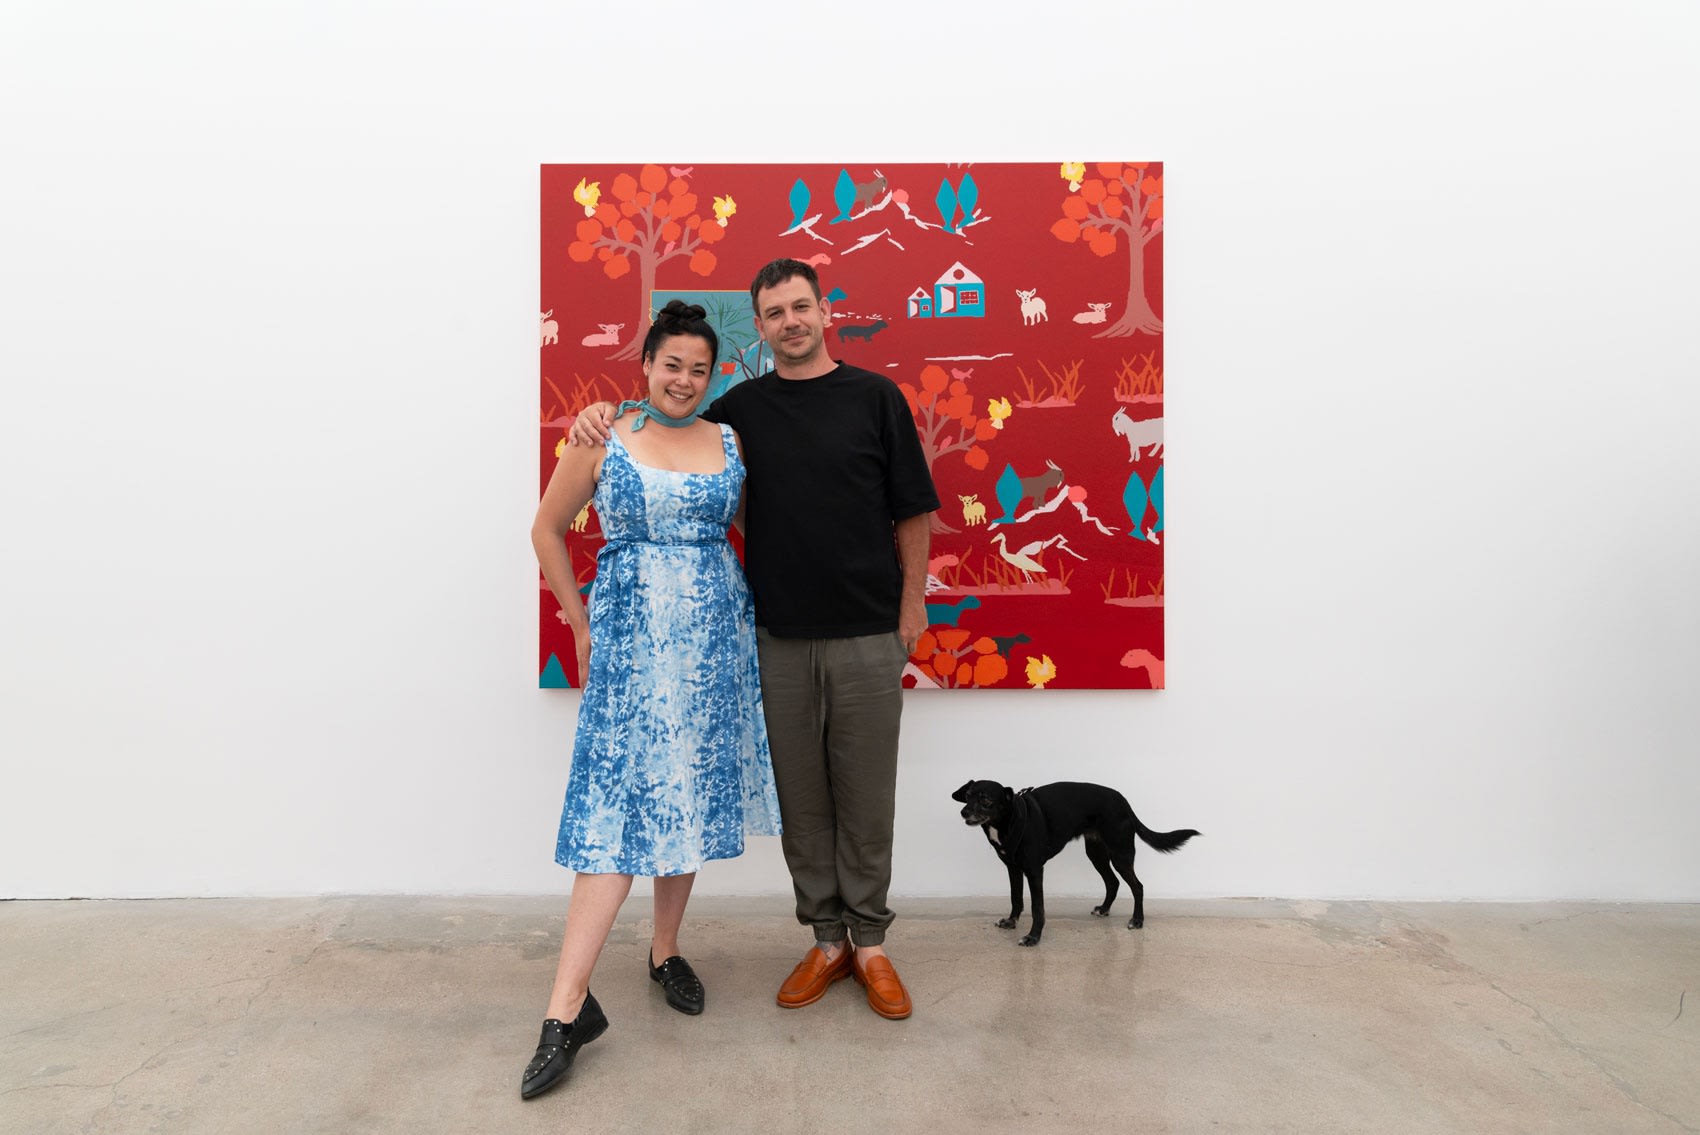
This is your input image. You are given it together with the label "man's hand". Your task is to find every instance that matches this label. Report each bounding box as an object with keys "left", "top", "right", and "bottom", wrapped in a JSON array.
[
  {"left": 568, "top": 401, "right": 618, "bottom": 447},
  {"left": 898, "top": 599, "right": 926, "bottom": 657},
  {"left": 893, "top": 513, "right": 931, "bottom": 657}
]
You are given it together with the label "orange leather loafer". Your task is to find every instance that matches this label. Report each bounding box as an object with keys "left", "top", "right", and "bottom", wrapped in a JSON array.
[
  {"left": 776, "top": 946, "right": 853, "bottom": 1009},
  {"left": 851, "top": 953, "right": 912, "bottom": 1020}
]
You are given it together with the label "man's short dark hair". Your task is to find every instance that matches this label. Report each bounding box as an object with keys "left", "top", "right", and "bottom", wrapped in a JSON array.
[{"left": 749, "top": 258, "right": 822, "bottom": 315}]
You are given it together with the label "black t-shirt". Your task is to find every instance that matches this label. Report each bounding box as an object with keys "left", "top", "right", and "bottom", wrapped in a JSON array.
[{"left": 703, "top": 363, "right": 939, "bottom": 637}]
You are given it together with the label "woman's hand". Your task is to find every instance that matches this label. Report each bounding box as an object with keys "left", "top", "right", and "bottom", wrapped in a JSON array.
[
  {"left": 568, "top": 402, "right": 618, "bottom": 447},
  {"left": 555, "top": 608, "right": 592, "bottom": 683},
  {"left": 572, "top": 621, "right": 591, "bottom": 686}
]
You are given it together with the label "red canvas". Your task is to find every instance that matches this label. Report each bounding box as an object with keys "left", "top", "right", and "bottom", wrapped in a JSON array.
[{"left": 540, "top": 162, "right": 1164, "bottom": 690}]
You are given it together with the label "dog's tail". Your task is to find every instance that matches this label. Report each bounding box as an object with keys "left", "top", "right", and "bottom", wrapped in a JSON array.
[{"left": 1134, "top": 817, "right": 1199, "bottom": 854}]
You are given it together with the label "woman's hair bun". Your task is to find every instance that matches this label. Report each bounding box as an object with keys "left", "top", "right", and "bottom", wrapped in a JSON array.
[
  {"left": 640, "top": 298, "right": 721, "bottom": 366},
  {"left": 658, "top": 299, "right": 707, "bottom": 324}
]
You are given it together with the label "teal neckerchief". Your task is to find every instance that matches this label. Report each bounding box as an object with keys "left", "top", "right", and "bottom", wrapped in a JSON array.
[{"left": 617, "top": 399, "right": 702, "bottom": 431}]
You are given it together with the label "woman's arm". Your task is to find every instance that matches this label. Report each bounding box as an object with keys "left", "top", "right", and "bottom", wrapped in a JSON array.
[
  {"left": 532, "top": 443, "right": 603, "bottom": 678},
  {"left": 731, "top": 430, "right": 747, "bottom": 535}
]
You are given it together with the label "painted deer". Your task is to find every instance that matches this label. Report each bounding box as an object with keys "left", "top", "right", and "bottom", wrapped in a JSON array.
[
  {"left": 581, "top": 322, "right": 625, "bottom": 348},
  {"left": 1016, "top": 289, "right": 1048, "bottom": 326},
  {"left": 1072, "top": 303, "right": 1110, "bottom": 324},
  {"left": 958, "top": 493, "right": 987, "bottom": 526},
  {"left": 540, "top": 310, "right": 559, "bottom": 346}
]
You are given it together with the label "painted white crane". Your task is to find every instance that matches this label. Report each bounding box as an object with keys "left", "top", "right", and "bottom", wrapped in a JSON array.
[
  {"left": 990, "top": 533, "right": 1086, "bottom": 584},
  {"left": 990, "top": 533, "right": 1045, "bottom": 582}
]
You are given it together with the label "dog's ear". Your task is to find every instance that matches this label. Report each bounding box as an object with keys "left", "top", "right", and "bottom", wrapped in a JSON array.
[{"left": 951, "top": 781, "right": 973, "bottom": 802}]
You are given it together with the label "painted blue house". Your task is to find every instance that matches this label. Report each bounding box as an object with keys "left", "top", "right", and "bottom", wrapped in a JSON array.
[
  {"left": 933, "top": 261, "right": 985, "bottom": 318},
  {"left": 906, "top": 287, "right": 933, "bottom": 318}
]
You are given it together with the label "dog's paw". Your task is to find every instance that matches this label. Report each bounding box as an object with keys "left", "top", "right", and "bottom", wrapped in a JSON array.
[
  {"left": 1127, "top": 915, "right": 1144, "bottom": 929},
  {"left": 995, "top": 917, "right": 1018, "bottom": 930},
  {"left": 1018, "top": 934, "right": 1041, "bottom": 947},
  {"left": 1090, "top": 905, "right": 1111, "bottom": 917}
]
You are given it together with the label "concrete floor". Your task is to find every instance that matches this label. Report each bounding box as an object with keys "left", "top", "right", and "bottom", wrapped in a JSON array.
[{"left": 2, "top": 897, "right": 1696, "bottom": 1134}]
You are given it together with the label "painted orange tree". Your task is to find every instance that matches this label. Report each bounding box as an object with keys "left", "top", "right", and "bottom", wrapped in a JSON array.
[
  {"left": 566, "top": 165, "right": 730, "bottom": 361},
  {"left": 1050, "top": 162, "right": 1164, "bottom": 339},
  {"left": 913, "top": 627, "right": 1010, "bottom": 689},
  {"left": 899, "top": 364, "right": 1000, "bottom": 533}
]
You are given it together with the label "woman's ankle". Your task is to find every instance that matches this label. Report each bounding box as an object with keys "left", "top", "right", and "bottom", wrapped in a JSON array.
[{"left": 545, "top": 988, "right": 587, "bottom": 1023}]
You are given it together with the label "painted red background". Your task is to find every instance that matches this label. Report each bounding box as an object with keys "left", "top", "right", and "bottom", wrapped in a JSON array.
[{"left": 541, "top": 162, "right": 1164, "bottom": 690}]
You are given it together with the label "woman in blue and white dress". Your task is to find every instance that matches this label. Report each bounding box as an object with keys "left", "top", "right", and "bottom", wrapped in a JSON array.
[{"left": 524, "top": 301, "right": 781, "bottom": 1100}]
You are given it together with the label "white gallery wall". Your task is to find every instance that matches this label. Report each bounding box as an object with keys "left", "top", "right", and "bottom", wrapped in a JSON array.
[{"left": 4, "top": 2, "right": 1697, "bottom": 902}]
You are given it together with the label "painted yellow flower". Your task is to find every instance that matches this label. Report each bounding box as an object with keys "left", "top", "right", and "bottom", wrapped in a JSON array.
[{"left": 574, "top": 177, "right": 601, "bottom": 216}]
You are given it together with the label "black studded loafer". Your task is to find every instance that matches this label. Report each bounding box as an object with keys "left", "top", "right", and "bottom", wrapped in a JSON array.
[
  {"left": 519, "top": 991, "right": 608, "bottom": 1100},
  {"left": 648, "top": 952, "right": 705, "bottom": 1015}
]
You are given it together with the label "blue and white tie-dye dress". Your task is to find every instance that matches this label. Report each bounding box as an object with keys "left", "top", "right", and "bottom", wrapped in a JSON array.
[{"left": 555, "top": 424, "right": 782, "bottom": 876}]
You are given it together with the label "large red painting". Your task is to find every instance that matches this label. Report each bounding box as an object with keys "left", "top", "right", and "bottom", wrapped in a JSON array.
[{"left": 540, "top": 162, "right": 1164, "bottom": 690}]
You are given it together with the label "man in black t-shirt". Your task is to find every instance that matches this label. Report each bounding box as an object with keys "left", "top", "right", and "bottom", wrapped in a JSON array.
[{"left": 572, "top": 259, "right": 937, "bottom": 1020}]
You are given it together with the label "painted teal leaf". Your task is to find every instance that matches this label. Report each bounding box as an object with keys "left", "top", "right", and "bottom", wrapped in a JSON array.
[
  {"left": 832, "top": 169, "right": 855, "bottom": 222},
  {"left": 936, "top": 178, "right": 959, "bottom": 232},
  {"left": 994, "top": 464, "right": 1023, "bottom": 523},
  {"left": 788, "top": 178, "right": 810, "bottom": 229},
  {"left": 1123, "top": 472, "right": 1150, "bottom": 540},
  {"left": 957, "top": 173, "right": 979, "bottom": 226},
  {"left": 541, "top": 653, "right": 572, "bottom": 688},
  {"left": 1149, "top": 465, "right": 1164, "bottom": 534}
]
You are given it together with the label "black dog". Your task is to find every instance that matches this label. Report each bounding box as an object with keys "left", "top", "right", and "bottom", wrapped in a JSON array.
[
  {"left": 952, "top": 780, "right": 1199, "bottom": 946},
  {"left": 836, "top": 319, "right": 888, "bottom": 343}
]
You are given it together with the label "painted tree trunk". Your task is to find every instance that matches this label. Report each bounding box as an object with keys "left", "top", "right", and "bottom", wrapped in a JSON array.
[
  {"left": 609, "top": 257, "right": 657, "bottom": 361},
  {"left": 1095, "top": 232, "right": 1163, "bottom": 339},
  {"left": 930, "top": 488, "right": 960, "bottom": 536}
]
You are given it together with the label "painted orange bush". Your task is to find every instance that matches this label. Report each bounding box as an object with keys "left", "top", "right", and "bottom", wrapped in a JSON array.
[{"left": 912, "top": 628, "right": 1010, "bottom": 688}]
